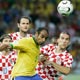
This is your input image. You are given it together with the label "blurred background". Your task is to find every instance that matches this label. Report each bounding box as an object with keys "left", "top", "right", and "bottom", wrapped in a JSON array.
[{"left": 0, "top": 0, "right": 80, "bottom": 79}]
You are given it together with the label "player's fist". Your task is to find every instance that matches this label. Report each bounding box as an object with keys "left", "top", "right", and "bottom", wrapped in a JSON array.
[{"left": 0, "top": 43, "right": 9, "bottom": 51}]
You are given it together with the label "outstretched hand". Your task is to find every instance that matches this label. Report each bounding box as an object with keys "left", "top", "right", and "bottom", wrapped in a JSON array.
[
  {"left": 0, "top": 43, "right": 10, "bottom": 51},
  {"left": 39, "top": 54, "right": 53, "bottom": 66},
  {"left": 39, "top": 54, "right": 48, "bottom": 62}
]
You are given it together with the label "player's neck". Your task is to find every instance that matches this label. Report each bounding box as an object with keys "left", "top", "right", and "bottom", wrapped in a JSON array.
[
  {"left": 19, "top": 31, "right": 27, "bottom": 38},
  {"left": 32, "top": 36, "right": 39, "bottom": 45},
  {"left": 55, "top": 46, "right": 66, "bottom": 53}
]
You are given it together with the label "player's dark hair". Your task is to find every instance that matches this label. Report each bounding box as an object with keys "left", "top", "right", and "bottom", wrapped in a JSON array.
[
  {"left": 0, "top": 34, "right": 12, "bottom": 42},
  {"left": 36, "top": 28, "right": 49, "bottom": 39},
  {"left": 59, "top": 32, "right": 70, "bottom": 39},
  {"left": 17, "top": 16, "right": 32, "bottom": 23},
  {"left": 37, "top": 28, "right": 49, "bottom": 35}
]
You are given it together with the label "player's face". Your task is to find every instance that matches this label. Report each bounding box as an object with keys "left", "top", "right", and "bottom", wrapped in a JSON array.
[
  {"left": 2, "top": 38, "right": 12, "bottom": 44},
  {"left": 57, "top": 33, "right": 70, "bottom": 49},
  {"left": 35, "top": 30, "right": 48, "bottom": 45},
  {"left": 18, "top": 18, "right": 30, "bottom": 32}
]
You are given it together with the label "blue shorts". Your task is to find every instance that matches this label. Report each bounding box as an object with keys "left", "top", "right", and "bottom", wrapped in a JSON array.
[{"left": 13, "top": 74, "right": 42, "bottom": 80}]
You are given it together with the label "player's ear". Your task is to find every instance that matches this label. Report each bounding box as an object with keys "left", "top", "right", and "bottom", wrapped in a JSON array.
[
  {"left": 17, "top": 23, "right": 20, "bottom": 28},
  {"left": 56, "top": 39, "right": 58, "bottom": 45},
  {"left": 57, "top": 38, "right": 59, "bottom": 43},
  {"left": 35, "top": 32, "right": 38, "bottom": 36}
]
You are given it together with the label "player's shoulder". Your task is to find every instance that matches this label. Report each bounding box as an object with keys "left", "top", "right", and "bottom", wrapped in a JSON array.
[
  {"left": 44, "top": 43, "right": 55, "bottom": 48},
  {"left": 47, "top": 43, "right": 54, "bottom": 46},
  {"left": 9, "top": 32, "right": 19, "bottom": 36},
  {"left": 27, "top": 33, "right": 32, "bottom": 37},
  {"left": 19, "top": 37, "right": 32, "bottom": 41},
  {"left": 65, "top": 51, "right": 73, "bottom": 57},
  {"left": 41, "top": 44, "right": 55, "bottom": 51}
]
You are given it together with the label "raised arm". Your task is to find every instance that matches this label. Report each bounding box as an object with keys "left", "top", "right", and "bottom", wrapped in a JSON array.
[
  {"left": 50, "top": 61, "right": 71, "bottom": 75},
  {"left": 0, "top": 38, "right": 27, "bottom": 52}
]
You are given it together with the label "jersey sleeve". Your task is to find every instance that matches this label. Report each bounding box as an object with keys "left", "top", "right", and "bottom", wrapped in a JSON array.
[
  {"left": 9, "top": 32, "right": 18, "bottom": 42},
  {"left": 63, "top": 53, "right": 73, "bottom": 68},
  {"left": 40, "top": 44, "right": 54, "bottom": 56},
  {"left": 11, "top": 38, "right": 27, "bottom": 52}
]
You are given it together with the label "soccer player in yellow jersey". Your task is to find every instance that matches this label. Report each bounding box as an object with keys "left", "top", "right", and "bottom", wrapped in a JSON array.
[{"left": 0, "top": 27, "right": 49, "bottom": 80}]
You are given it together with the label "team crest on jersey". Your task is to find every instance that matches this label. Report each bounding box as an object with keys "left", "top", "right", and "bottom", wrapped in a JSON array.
[{"left": 3, "top": 67, "right": 7, "bottom": 74}]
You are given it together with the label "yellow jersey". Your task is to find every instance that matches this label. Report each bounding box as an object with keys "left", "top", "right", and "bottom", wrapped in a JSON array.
[{"left": 11, "top": 37, "right": 40, "bottom": 78}]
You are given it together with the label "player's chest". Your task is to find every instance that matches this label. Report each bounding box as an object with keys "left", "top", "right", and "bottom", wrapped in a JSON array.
[
  {"left": 48, "top": 49, "right": 67, "bottom": 61},
  {"left": 0, "top": 55, "right": 16, "bottom": 67}
]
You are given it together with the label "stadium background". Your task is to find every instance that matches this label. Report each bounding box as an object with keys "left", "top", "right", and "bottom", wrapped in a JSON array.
[{"left": 0, "top": 0, "right": 80, "bottom": 80}]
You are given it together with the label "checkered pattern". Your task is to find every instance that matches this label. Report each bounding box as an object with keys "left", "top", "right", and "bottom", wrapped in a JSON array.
[
  {"left": 9, "top": 32, "right": 32, "bottom": 42},
  {"left": 36, "top": 44, "right": 73, "bottom": 80},
  {"left": 0, "top": 51, "right": 17, "bottom": 80}
]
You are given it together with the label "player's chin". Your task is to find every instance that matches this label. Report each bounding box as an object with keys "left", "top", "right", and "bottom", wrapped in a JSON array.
[
  {"left": 61, "top": 46, "right": 67, "bottom": 49},
  {"left": 23, "top": 29, "right": 28, "bottom": 32}
]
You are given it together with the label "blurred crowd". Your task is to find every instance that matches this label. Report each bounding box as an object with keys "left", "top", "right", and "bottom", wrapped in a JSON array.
[{"left": 0, "top": 0, "right": 80, "bottom": 72}]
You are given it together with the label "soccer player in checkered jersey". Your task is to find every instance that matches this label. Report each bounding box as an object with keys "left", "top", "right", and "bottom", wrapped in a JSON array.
[
  {"left": 36, "top": 32, "right": 73, "bottom": 80},
  {"left": 9, "top": 16, "right": 32, "bottom": 43},
  {"left": 0, "top": 34, "right": 17, "bottom": 80}
]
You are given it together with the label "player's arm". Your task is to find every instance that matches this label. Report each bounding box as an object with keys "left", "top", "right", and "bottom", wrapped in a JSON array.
[
  {"left": 0, "top": 39, "right": 27, "bottom": 51},
  {"left": 0, "top": 43, "right": 9, "bottom": 51},
  {"left": 45, "top": 60, "right": 71, "bottom": 74},
  {"left": 10, "top": 43, "right": 26, "bottom": 51},
  {"left": 39, "top": 45, "right": 50, "bottom": 62},
  {"left": 0, "top": 43, "right": 26, "bottom": 51},
  {"left": 50, "top": 61, "right": 71, "bottom": 75},
  {"left": 10, "top": 38, "right": 27, "bottom": 51},
  {"left": 46, "top": 54, "right": 73, "bottom": 75}
]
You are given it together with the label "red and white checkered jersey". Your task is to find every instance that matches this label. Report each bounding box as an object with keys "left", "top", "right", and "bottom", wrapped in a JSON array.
[
  {"left": 0, "top": 51, "right": 17, "bottom": 80},
  {"left": 9, "top": 32, "right": 32, "bottom": 42},
  {"left": 36, "top": 44, "right": 73, "bottom": 80}
]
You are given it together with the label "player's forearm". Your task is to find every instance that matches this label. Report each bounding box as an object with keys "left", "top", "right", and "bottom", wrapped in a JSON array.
[
  {"left": 10, "top": 43, "right": 26, "bottom": 51},
  {"left": 52, "top": 62, "right": 71, "bottom": 75},
  {"left": 0, "top": 43, "right": 25, "bottom": 51}
]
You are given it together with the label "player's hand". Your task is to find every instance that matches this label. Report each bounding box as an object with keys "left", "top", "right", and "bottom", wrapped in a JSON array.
[
  {"left": 0, "top": 43, "right": 10, "bottom": 51},
  {"left": 39, "top": 54, "right": 48, "bottom": 62},
  {"left": 44, "top": 60, "right": 53, "bottom": 66}
]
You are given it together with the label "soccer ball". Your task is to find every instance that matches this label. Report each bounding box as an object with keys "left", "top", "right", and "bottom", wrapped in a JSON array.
[{"left": 57, "top": 0, "right": 73, "bottom": 16}]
